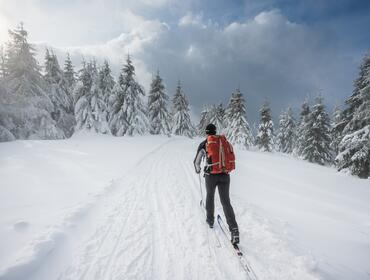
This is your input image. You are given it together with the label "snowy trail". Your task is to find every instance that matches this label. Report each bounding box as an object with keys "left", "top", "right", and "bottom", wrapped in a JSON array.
[
  {"left": 57, "top": 139, "right": 241, "bottom": 280},
  {"left": 0, "top": 138, "right": 320, "bottom": 280}
]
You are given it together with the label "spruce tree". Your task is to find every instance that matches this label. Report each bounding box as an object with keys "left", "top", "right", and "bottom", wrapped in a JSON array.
[
  {"left": 74, "top": 61, "right": 94, "bottom": 130},
  {"left": 330, "top": 106, "right": 346, "bottom": 155},
  {"left": 0, "top": 84, "right": 16, "bottom": 142},
  {"left": 342, "top": 56, "right": 370, "bottom": 132},
  {"left": 98, "top": 60, "right": 115, "bottom": 126},
  {"left": 277, "top": 107, "right": 296, "bottom": 154},
  {"left": 122, "top": 55, "right": 148, "bottom": 135},
  {"left": 172, "top": 81, "right": 194, "bottom": 137},
  {"left": 336, "top": 55, "right": 370, "bottom": 178},
  {"left": 256, "top": 101, "right": 274, "bottom": 152},
  {"left": 0, "top": 45, "right": 7, "bottom": 80},
  {"left": 109, "top": 55, "right": 148, "bottom": 136},
  {"left": 302, "top": 96, "right": 332, "bottom": 165},
  {"left": 89, "top": 61, "right": 110, "bottom": 134},
  {"left": 0, "top": 24, "right": 63, "bottom": 139},
  {"left": 295, "top": 100, "right": 310, "bottom": 156},
  {"left": 277, "top": 111, "right": 286, "bottom": 152},
  {"left": 63, "top": 53, "right": 76, "bottom": 101},
  {"left": 147, "top": 71, "right": 171, "bottom": 135},
  {"left": 109, "top": 73, "right": 127, "bottom": 136},
  {"left": 197, "top": 105, "right": 211, "bottom": 136},
  {"left": 337, "top": 126, "right": 370, "bottom": 178},
  {"left": 44, "top": 48, "right": 75, "bottom": 137},
  {"left": 208, "top": 103, "right": 225, "bottom": 134},
  {"left": 225, "top": 89, "right": 253, "bottom": 149}
]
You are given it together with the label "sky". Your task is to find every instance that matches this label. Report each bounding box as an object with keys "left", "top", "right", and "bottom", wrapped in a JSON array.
[{"left": 0, "top": 0, "right": 369, "bottom": 124}]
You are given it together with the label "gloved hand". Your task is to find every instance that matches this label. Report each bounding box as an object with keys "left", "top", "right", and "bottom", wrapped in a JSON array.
[{"left": 195, "top": 166, "right": 201, "bottom": 174}]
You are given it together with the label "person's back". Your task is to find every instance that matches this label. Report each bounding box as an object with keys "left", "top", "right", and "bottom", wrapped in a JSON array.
[{"left": 194, "top": 123, "right": 239, "bottom": 244}]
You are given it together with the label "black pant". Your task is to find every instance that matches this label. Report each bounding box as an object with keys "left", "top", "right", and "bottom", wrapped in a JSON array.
[{"left": 205, "top": 173, "right": 238, "bottom": 231}]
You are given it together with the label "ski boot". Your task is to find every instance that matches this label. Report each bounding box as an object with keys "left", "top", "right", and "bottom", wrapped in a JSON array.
[
  {"left": 206, "top": 218, "right": 214, "bottom": 228},
  {"left": 231, "top": 228, "right": 239, "bottom": 245}
]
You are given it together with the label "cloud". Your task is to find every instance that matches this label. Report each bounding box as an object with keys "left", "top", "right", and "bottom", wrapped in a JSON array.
[
  {"left": 178, "top": 12, "right": 206, "bottom": 28},
  {"left": 0, "top": 0, "right": 172, "bottom": 46},
  {"left": 70, "top": 19, "right": 168, "bottom": 89},
  {"left": 67, "top": 20, "right": 168, "bottom": 58},
  {"left": 136, "top": 9, "right": 353, "bottom": 122},
  {"left": 2, "top": 0, "right": 356, "bottom": 124},
  {"left": 136, "top": 0, "right": 169, "bottom": 7},
  {"left": 35, "top": 17, "right": 168, "bottom": 92}
]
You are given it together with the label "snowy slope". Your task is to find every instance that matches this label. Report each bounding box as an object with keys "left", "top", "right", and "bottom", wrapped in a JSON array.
[
  {"left": 0, "top": 135, "right": 369, "bottom": 280},
  {"left": 0, "top": 132, "right": 170, "bottom": 277},
  {"left": 233, "top": 151, "right": 370, "bottom": 280}
]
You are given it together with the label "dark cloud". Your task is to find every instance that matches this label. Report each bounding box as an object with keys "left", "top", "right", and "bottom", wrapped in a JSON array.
[
  {"left": 3, "top": 0, "right": 362, "bottom": 125},
  {"left": 137, "top": 10, "right": 356, "bottom": 123}
]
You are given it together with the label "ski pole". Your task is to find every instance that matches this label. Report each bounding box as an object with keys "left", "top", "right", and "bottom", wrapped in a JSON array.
[{"left": 198, "top": 173, "right": 204, "bottom": 206}]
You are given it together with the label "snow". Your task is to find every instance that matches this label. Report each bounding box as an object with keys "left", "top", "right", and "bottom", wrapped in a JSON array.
[
  {"left": 0, "top": 135, "right": 369, "bottom": 280},
  {"left": 234, "top": 150, "right": 370, "bottom": 279},
  {"left": 0, "top": 132, "right": 169, "bottom": 278}
]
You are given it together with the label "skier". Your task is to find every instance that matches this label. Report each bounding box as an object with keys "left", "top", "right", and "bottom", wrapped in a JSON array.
[{"left": 194, "top": 123, "right": 240, "bottom": 244}]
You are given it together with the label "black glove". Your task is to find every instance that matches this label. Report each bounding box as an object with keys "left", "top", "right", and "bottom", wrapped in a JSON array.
[{"left": 195, "top": 166, "right": 201, "bottom": 174}]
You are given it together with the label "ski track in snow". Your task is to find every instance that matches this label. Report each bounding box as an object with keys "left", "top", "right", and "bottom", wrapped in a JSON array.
[{"left": 0, "top": 139, "right": 319, "bottom": 280}]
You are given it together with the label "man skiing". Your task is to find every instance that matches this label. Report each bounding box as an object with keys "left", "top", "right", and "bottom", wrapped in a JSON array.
[{"left": 193, "top": 123, "right": 240, "bottom": 245}]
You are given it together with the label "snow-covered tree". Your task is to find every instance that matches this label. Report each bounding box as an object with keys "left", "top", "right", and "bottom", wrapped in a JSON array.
[
  {"left": 44, "top": 48, "right": 75, "bottom": 137},
  {"left": 0, "top": 45, "right": 7, "bottom": 80},
  {"left": 0, "top": 24, "right": 63, "bottom": 140},
  {"left": 74, "top": 61, "right": 94, "bottom": 130},
  {"left": 208, "top": 103, "right": 225, "bottom": 134},
  {"left": 295, "top": 100, "right": 310, "bottom": 156},
  {"left": 256, "top": 101, "right": 274, "bottom": 152},
  {"left": 336, "top": 55, "right": 370, "bottom": 178},
  {"left": 225, "top": 89, "right": 253, "bottom": 149},
  {"left": 336, "top": 126, "right": 370, "bottom": 178},
  {"left": 88, "top": 60, "right": 111, "bottom": 134},
  {"left": 121, "top": 55, "right": 148, "bottom": 136},
  {"left": 277, "top": 107, "right": 296, "bottom": 154},
  {"left": 147, "top": 71, "right": 171, "bottom": 135},
  {"left": 109, "top": 55, "right": 148, "bottom": 136},
  {"left": 63, "top": 53, "right": 75, "bottom": 99},
  {"left": 197, "top": 105, "right": 211, "bottom": 136},
  {"left": 99, "top": 60, "right": 115, "bottom": 106},
  {"left": 172, "top": 81, "right": 194, "bottom": 137},
  {"left": 109, "top": 73, "right": 127, "bottom": 136},
  {"left": 0, "top": 84, "right": 16, "bottom": 142},
  {"left": 301, "top": 96, "right": 332, "bottom": 165},
  {"left": 97, "top": 60, "right": 115, "bottom": 128},
  {"left": 74, "top": 59, "right": 110, "bottom": 133},
  {"left": 330, "top": 106, "right": 346, "bottom": 155},
  {"left": 276, "top": 111, "right": 286, "bottom": 152},
  {"left": 342, "top": 55, "right": 370, "bottom": 133}
]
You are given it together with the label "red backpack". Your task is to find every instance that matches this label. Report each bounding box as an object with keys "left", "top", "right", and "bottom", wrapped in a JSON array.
[{"left": 206, "top": 135, "right": 235, "bottom": 174}]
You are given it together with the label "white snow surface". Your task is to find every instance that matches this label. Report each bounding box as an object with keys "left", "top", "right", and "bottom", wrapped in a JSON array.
[{"left": 0, "top": 133, "right": 369, "bottom": 280}]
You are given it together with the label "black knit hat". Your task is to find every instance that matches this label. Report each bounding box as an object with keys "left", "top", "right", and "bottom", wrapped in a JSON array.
[{"left": 205, "top": 123, "right": 216, "bottom": 135}]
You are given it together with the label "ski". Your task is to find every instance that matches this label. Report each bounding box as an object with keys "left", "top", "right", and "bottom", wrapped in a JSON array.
[
  {"left": 200, "top": 200, "right": 221, "bottom": 248},
  {"left": 217, "top": 214, "right": 258, "bottom": 280}
]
